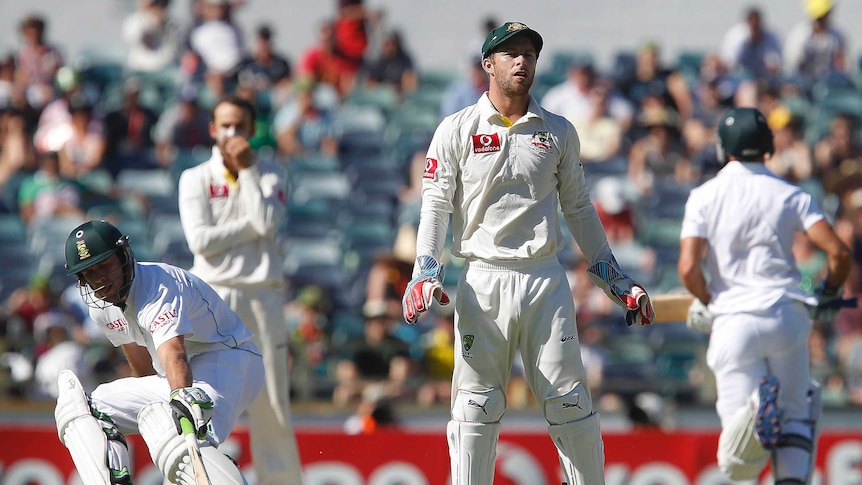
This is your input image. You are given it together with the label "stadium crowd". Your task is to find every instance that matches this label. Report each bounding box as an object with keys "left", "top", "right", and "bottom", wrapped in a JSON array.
[{"left": 2, "top": 0, "right": 862, "bottom": 429}]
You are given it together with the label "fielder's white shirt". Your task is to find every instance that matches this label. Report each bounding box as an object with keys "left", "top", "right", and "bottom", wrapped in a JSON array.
[
  {"left": 417, "top": 93, "right": 612, "bottom": 265},
  {"left": 179, "top": 147, "right": 287, "bottom": 287},
  {"left": 89, "top": 262, "right": 257, "bottom": 376},
  {"left": 680, "top": 161, "right": 822, "bottom": 315}
]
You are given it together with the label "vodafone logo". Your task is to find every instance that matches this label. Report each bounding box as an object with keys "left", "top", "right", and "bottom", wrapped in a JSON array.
[
  {"left": 472, "top": 133, "right": 502, "bottom": 154},
  {"left": 423, "top": 158, "right": 439, "bottom": 180}
]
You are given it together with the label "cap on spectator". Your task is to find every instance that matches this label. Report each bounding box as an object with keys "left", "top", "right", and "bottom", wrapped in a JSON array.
[
  {"left": 805, "top": 0, "right": 833, "bottom": 19},
  {"left": 202, "top": 0, "right": 230, "bottom": 5},
  {"left": 767, "top": 105, "right": 793, "bottom": 130},
  {"left": 257, "top": 24, "right": 273, "bottom": 40},
  {"left": 481, "top": 21, "right": 543, "bottom": 59},
  {"left": 34, "top": 311, "right": 75, "bottom": 341},
  {"left": 149, "top": 0, "right": 170, "bottom": 6},
  {"left": 638, "top": 107, "right": 679, "bottom": 129}
]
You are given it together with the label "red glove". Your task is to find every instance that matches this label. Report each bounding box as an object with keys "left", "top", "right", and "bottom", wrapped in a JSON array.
[
  {"left": 587, "top": 259, "right": 655, "bottom": 326},
  {"left": 402, "top": 256, "right": 450, "bottom": 324}
]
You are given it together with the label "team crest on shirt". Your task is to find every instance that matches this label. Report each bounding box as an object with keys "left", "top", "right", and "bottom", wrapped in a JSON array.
[
  {"left": 209, "top": 184, "right": 229, "bottom": 198},
  {"left": 423, "top": 157, "right": 439, "bottom": 180},
  {"left": 471, "top": 133, "right": 502, "bottom": 154},
  {"left": 462, "top": 334, "right": 475, "bottom": 358},
  {"left": 530, "top": 131, "right": 552, "bottom": 151}
]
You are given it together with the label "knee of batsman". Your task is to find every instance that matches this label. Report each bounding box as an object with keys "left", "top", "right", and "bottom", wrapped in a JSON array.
[
  {"left": 544, "top": 381, "right": 593, "bottom": 425},
  {"left": 452, "top": 388, "right": 505, "bottom": 423}
]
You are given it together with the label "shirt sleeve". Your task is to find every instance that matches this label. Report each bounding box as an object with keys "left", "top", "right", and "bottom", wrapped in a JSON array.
[
  {"left": 557, "top": 122, "right": 613, "bottom": 265},
  {"left": 415, "top": 117, "right": 457, "bottom": 265},
  {"left": 178, "top": 166, "right": 259, "bottom": 257},
  {"left": 792, "top": 189, "right": 825, "bottom": 231}
]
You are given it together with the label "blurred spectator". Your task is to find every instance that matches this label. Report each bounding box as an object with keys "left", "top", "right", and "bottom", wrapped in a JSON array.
[
  {"left": 2, "top": 273, "right": 57, "bottom": 347},
  {"left": 784, "top": 0, "right": 847, "bottom": 87},
  {"left": 358, "top": 29, "right": 418, "bottom": 96},
  {"left": 440, "top": 56, "right": 488, "bottom": 118},
  {"left": 363, "top": 248, "right": 413, "bottom": 322},
  {"left": 333, "top": 0, "right": 370, "bottom": 71},
  {"left": 592, "top": 176, "right": 656, "bottom": 281},
  {"left": 416, "top": 310, "right": 454, "bottom": 406},
  {"left": 15, "top": 14, "right": 64, "bottom": 109},
  {"left": 690, "top": 53, "right": 735, "bottom": 129},
  {"left": 628, "top": 106, "right": 696, "bottom": 195},
  {"left": 235, "top": 81, "right": 278, "bottom": 151},
  {"left": 237, "top": 24, "right": 293, "bottom": 103},
  {"left": 286, "top": 286, "right": 333, "bottom": 401},
  {"left": 152, "top": 86, "right": 211, "bottom": 167},
  {"left": 765, "top": 105, "right": 813, "bottom": 184},
  {"left": 719, "top": 6, "right": 783, "bottom": 80},
  {"left": 0, "top": 55, "right": 15, "bottom": 108},
  {"left": 58, "top": 98, "right": 106, "bottom": 180},
  {"left": 187, "top": 0, "right": 244, "bottom": 96},
  {"left": 576, "top": 82, "right": 626, "bottom": 164},
  {"left": 33, "top": 67, "right": 92, "bottom": 154},
  {"left": 793, "top": 231, "right": 828, "bottom": 295},
  {"left": 815, "top": 113, "right": 862, "bottom": 183},
  {"left": 102, "top": 78, "right": 159, "bottom": 175},
  {"left": 332, "top": 310, "right": 412, "bottom": 406},
  {"left": 299, "top": 20, "right": 357, "bottom": 97},
  {"left": 122, "top": 0, "right": 180, "bottom": 74},
  {"left": 31, "top": 311, "right": 93, "bottom": 400},
  {"left": 833, "top": 187, "right": 862, "bottom": 339},
  {"left": 17, "top": 151, "right": 84, "bottom": 225},
  {"left": 542, "top": 61, "right": 633, "bottom": 133},
  {"left": 0, "top": 108, "right": 38, "bottom": 197},
  {"left": 343, "top": 383, "right": 399, "bottom": 434},
  {"left": 616, "top": 41, "right": 693, "bottom": 121},
  {"left": 273, "top": 79, "right": 339, "bottom": 158}
]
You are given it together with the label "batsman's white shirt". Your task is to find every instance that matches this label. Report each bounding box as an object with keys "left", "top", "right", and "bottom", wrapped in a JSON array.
[
  {"left": 417, "top": 93, "right": 612, "bottom": 265},
  {"left": 89, "top": 262, "right": 258, "bottom": 374},
  {"left": 680, "top": 161, "right": 822, "bottom": 316},
  {"left": 178, "top": 147, "right": 287, "bottom": 287}
]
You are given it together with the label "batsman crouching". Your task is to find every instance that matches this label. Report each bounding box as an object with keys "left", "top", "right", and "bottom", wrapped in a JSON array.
[
  {"left": 402, "top": 21, "right": 654, "bottom": 485},
  {"left": 57, "top": 219, "right": 263, "bottom": 484}
]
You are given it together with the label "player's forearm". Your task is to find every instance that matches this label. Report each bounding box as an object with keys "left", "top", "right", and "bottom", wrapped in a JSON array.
[
  {"left": 122, "top": 343, "right": 157, "bottom": 377},
  {"left": 415, "top": 206, "right": 449, "bottom": 275},
  {"left": 158, "top": 338, "right": 194, "bottom": 390}
]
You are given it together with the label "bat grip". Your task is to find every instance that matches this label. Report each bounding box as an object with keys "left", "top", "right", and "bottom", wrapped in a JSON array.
[{"left": 179, "top": 416, "right": 196, "bottom": 436}]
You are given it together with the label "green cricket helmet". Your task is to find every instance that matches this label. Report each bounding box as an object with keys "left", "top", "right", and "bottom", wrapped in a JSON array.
[
  {"left": 716, "top": 107, "right": 774, "bottom": 163},
  {"left": 65, "top": 220, "right": 135, "bottom": 308}
]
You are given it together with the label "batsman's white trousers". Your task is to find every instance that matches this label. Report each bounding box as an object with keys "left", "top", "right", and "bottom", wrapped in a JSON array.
[
  {"left": 214, "top": 283, "right": 304, "bottom": 485},
  {"left": 707, "top": 301, "right": 812, "bottom": 435},
  {"left": 90, "top": 345, "right": 264, "bottom": 443},
  {"left": 452, "top": 255, "right": 592, "bottom": 412}
]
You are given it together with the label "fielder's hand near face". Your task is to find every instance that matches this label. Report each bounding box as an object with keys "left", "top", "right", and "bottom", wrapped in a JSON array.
[{"left": 222, "top": 128, "right": 256, "bottom": 172}]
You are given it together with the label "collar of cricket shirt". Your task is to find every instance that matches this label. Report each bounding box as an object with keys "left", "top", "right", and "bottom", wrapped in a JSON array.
[
  {"left": 479, "top": 93, "right": 544, "bottom": 127},
  {"left": 210, "top": 146, "right": 238, "bottom": 187}
]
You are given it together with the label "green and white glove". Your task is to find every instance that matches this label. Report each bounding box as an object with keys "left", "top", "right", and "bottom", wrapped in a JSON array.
[{"left": 169, "top": 387, "right": 214, "bottom": 438}]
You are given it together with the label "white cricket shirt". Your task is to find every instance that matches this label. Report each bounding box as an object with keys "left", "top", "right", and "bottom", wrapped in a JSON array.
[
  {"left": 417, "top": 93, "right": 612, "bottom": 265},
  {"left": 89, "top": 262, "right": 258, "bottom": 376},
  {"left": 178, "top": 147, "right": 287, "bottom": 287},
  {"left": 680, "top": 161, "right": 822, "bottom": 315}
]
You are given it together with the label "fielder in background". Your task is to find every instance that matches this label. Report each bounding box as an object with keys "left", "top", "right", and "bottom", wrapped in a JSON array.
[
  {"left": 59, "top": 219, "right": 262, "bottom": 484},
  {"left": 402, "top": 21, "right": 654, "bottom": 485},
  {"left": 678, "top": 107, "right": 851, "bottom": 484},
  {"left": 178, "top": 96, "right": 303, "bottom": 484}
]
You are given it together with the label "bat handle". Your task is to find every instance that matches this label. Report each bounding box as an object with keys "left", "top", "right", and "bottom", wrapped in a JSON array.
[{"left": 179, "top": 416, "right": 196, "bottom": 436}]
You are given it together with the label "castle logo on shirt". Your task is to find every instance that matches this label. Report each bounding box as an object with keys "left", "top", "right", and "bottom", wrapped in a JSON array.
[
  {"left": 106, "top": 317, "right": 128, "bottom": 332},
  {"left": 423, "top": 158, "right": 439, "bottom": 180},
  {"left": 209, "top": 184, "right": 229, "bottom": 198},
  {"left": 472, "top": 133, "right": 501, "bottom": 154},
  {"left": 149, "top": 310, "right": 177, "bottom": 332}
]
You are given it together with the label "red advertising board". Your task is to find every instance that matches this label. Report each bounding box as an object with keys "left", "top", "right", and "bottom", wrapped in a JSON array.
[{"left": 2, "top": 425, "right": 862, "bottom": 484}]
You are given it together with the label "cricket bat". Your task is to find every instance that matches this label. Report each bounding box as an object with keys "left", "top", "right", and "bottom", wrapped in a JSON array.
[
  {"left": 650, "top": 293, "right": 859, "bottom": 324},
  {"left": 179, "top": 416, "right": 211, "bottom": 485}
]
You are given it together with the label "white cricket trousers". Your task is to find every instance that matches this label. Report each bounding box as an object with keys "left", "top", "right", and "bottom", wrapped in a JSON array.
[
  {"left": 90, "top": 345, "right": 264, "bottom": 443},
  {"left": 214, "top": 284, "right": 304, "bottom": 485},
  {"left": 452, "top": 255, "right": 592, "bottom": 409},
  {"left": 707, "top": 301, "right": 813, "bottom": 436}
]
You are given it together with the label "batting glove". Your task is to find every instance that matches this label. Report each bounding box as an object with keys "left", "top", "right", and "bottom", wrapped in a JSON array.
[
  {"left": 686, "top": 298, "right": 714, "bottom": 334},
  {"left": 587, "top": 259, "right": 655, "bottom": 326},
  {"left": 811, "top": 281, "right": 844, "bottom": 322},
  {"left": 402, "top": 255, "right": 450, "bottom": 324},
  {"left": 169, "top": 387, "right": 214, "bottom": 438}
]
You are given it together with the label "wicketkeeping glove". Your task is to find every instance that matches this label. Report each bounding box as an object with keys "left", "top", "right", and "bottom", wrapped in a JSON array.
[
  {"left": 169, "top": 387, "right": 214, "bottom": 439},
  {"left": 811, "top": 281, "right": 844, "bottom": 322},
  {"left": 587, "top": 259, "right": 655, "bottom": 326},
  {"left": 402, "top": 255, "right": 450, "bottom": 324}
]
